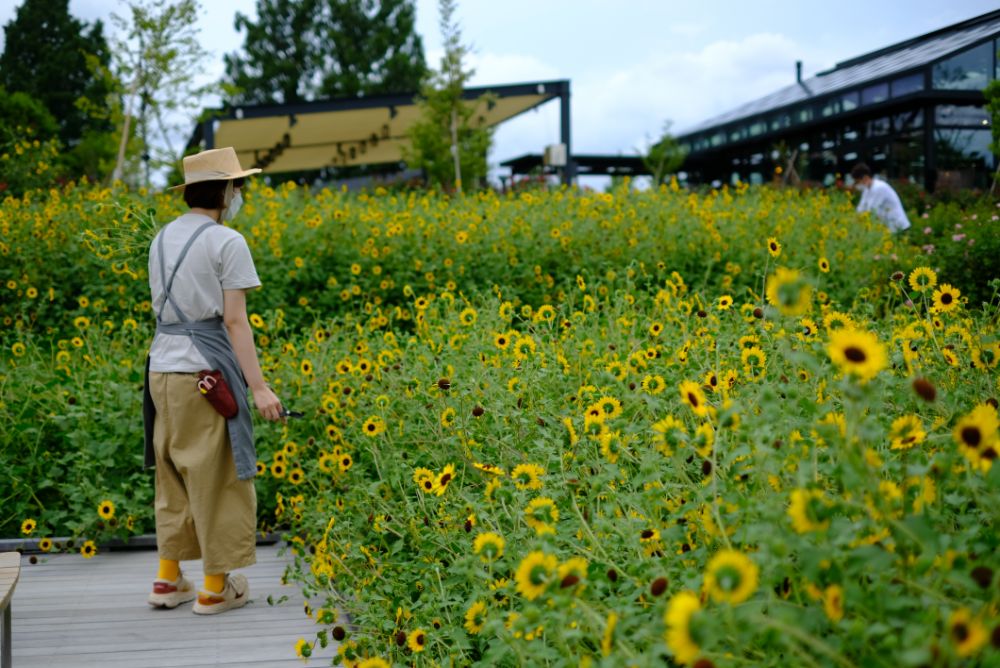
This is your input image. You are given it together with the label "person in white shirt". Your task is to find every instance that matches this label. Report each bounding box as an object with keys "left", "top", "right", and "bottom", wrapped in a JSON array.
[{"left": 851, "top": 163, "right": 911, "bottom": 233}]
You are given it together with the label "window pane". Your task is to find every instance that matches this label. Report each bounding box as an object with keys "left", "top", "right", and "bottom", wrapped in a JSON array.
[
  {"left": 861, "top": 82, "right": 889, "bottom": 105},
  {"left": 894, "top": 109, "right": 923, "bottom": 131},
  {"left": 891, "top": 72, "right": 924, "bottom": 97},
  {"left": 867, "top": 116, "right": 891, "bottom": 137},
  {"left": 841, "top": 91, "right": 860, "bottom": 111},
  {"left": 932, "top": 41, "right": 991, "bottom": 90},
  {"left": 934, "top": 128, "right": 995, "bottom": 190},
  {"left": 935, "top": 104, "right": 990, "bottom": 127}
]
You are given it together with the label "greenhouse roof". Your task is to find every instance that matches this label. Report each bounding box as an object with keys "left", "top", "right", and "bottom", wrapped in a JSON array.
[
  {"left": 188, "top": 80, "right": 569, "bottom": 174},
  {"left": 679, "top": 9, "right": 1000, "bottom": 136}
]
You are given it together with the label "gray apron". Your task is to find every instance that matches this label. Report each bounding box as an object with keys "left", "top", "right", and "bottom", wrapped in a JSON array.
[{"left": 142, "top": 221, "right": 257, "bottom": 480}]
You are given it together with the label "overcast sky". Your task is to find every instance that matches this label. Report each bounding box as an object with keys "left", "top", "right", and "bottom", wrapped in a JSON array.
[{"left": 1, "top": 0, "right": 997, "bottom": 181}]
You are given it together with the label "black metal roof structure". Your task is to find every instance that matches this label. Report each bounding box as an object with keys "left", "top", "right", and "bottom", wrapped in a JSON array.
[
  {"left": 187, "top": 80, "right": 576, "bottom": 183},
  {"left": 501, "top": 153, "right": 648, "bottom": 177},
  {"left": 676, "top": 10, "right": 1000, "bottom": 191}
]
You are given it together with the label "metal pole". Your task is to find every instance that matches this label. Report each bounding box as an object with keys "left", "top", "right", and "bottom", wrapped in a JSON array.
[
  {"left": 204, "top": 118, "right": 215, "bottom": 150},
  {"left": 560, "top": 83, "right": 575, "bottom": 186},
  {"left": 2, "top": 602, "right": 10, "bottom": 668}
]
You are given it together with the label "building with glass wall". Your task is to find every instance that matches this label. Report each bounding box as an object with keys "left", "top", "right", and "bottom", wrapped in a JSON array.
[{"left": 676, "top": 10, "right": 1000, "bottom": 191}]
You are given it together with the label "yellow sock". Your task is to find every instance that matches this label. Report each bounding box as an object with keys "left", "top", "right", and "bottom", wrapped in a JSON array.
[
  {"left": 204, "top": 573, "right": 225, "bottom": 594},
  {"left": 157, "top": 559, "right": 180, "bottom": 582}
]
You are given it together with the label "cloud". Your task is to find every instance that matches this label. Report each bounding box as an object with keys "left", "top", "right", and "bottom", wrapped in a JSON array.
[{"left": 572, "top": 32, "right": 831, "bottom": 155}]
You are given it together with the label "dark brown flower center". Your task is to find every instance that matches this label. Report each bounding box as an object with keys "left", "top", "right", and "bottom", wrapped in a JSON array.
[
  {"left": 961, "top": 427, "right": 982, "bottom": 447},
  {"left": 952, "top": 622, "right": 970, "bottom": 643},
  {"left": 941, "top": 293, "right": 953, "bottom": 305},
  {"left": 844, "top": 346, "right": 867, "bottom": 363},
  {"left": 688, "top": 392, "right": 699, "bottom": 407}
]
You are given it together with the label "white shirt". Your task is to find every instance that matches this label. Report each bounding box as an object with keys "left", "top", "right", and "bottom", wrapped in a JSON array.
[
  {"left": 856, "top": 178, "right": 911, "bottom": 233},
  {"left": 148, "top": 213, "right": 261, "bottom": 372}
]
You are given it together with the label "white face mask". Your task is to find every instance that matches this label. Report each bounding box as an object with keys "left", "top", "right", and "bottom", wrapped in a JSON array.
[{"left": 222, "top": 186, "right": 243, "bottom": 220}]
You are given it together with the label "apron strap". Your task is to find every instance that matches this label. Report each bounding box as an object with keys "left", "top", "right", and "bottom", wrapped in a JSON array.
[{"left": 156, "top": 221, "right": 216, "bottom": 322}]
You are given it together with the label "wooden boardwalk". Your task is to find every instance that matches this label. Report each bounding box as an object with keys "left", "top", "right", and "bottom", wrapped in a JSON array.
[{"left": 9, "top": 543, "right": 340, "bottom": 667}]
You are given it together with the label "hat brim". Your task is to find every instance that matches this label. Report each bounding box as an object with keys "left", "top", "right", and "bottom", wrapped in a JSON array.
[{"left": 167, "top": 167, "right": 263, "bottom": 191}]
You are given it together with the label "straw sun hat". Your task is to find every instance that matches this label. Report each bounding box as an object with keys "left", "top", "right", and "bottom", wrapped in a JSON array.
[{"left": 168, "top": 146, "right": 261, "bottom": 190}]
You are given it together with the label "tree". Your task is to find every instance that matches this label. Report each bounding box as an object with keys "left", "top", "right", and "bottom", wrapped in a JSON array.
[
  {"left": 318, "top": 0, "right": 426, "bottom": 98},
  {"left": 109, "top": 0, "right": 213, "bottom": 185},
  {"left": 224, "top": 0, "right": 426, "bottom": 106},
  {"left": 642, "top": 121, "right": 686, "bottom": 186},
  {"left": 0, "top": 0, "right": 114, "bottom": 179},
  {"left": 404, "top": 0, "right": 492, "bottom": 191}
]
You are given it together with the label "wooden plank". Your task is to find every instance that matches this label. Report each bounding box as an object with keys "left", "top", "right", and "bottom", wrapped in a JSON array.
[
  {"left": 10, "top": 544, "right": 341, "bottom": 667},
  {"left": 0, "top": 551, "right": 20, "bottom": 612}
]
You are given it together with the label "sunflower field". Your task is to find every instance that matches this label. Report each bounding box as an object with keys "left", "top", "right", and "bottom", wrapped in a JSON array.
[{"left": 2, "top": 176, "right": 999, "bottom": 666}]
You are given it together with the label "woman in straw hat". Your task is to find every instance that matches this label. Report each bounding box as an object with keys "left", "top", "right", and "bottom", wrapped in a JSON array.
[{"left": 142, "top": 147, "right": 283, "bottom": 614}]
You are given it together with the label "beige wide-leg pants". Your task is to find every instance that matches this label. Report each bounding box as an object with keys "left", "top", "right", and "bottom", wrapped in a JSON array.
[{"left": 149, "top": 371, "right": 257, "bottom": 574}]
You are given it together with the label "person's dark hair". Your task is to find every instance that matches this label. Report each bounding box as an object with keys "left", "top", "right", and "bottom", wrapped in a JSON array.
[
  {"left": 183, "top": 178, "right": 246, "bottom": 209},
  {"left": 850, "top": 163, "right": 872, "bottom": 180}
]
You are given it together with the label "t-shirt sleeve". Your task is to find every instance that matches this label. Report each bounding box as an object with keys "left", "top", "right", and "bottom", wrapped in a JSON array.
[{"left": 218, "top": 234, "right": 262, "bottom": 290}]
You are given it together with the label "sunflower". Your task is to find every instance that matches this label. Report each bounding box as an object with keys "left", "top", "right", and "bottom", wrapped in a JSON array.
[
  {"left": 524, "top": 497, "right": 559, "bottom": 535},
  {"left": 21, "top": 518, "right": 36, "bottom": 535},
  {"left": 648, "top": 321, "right": 664, "bottom": 337},
  {"left": 888, "top": 414, "right": 926, "bottom": 450},
  {"left": 932, "top": 284, "right": 961, "bottom": 313},
  {"left": 288, "top": 468, "right": 305, "bottom": 485},
  {"left": 594, "top": 395, "right": 623, "bottom": 420},
  {"left": 270, "top": 461, "right": 286, "bottom": 478},
  {"left": 741, "top": 346, "right": 767, "bottom": 381},
  {"left": 908, "top": 266, "right": 937, "bottom": 293},
  {"left": 717, "top": 295, "right": 733, "bottom": 311},
  {"left": 641, "top": 374, "right": 665, "bottom": 395},
  {"left": 823, "top": 584, "right": 844, "bottom": 622},
  {"left": 788, "top": 488, "right": 832, "bottom": 533},
  {"left": 498, "top": 301, "right": 514, "bottom": 320},
  {"left": 407, "top": 628, "right": 427, "bottom": 653},
  {"left": 464, "top": 600, "right": 487, "bottom": 634},
  {"left": 459, "top": 307, "right": 478, "bottom": 326},
  {"left": 664, "top": 591, "right": 702, "bottom": 665},
  {"left": 494, "top": 332, "right": 511, "bottom": 350},
  {"left": 362, "top": 415, "right": 385, "bottom": 437},
  {"left": 514, "top": 335, "right": 537, "bottom": 360},
  {"left": 797, "top": 317, "right": 818, "bottom": 341},
  {"left": 652, "top": 416, "right": 687, "bottom": 455},
  {"left": 948, "top": 608, "right": 988, "bottom": 657},
  {"left": 300, "top": 359, "right": 313, "bottom": 376},
  {"left": 514, "top": 550, "right": 558, "bottom": 600},
  {"left": 511, "top": 463, "right": 545, "bottom": 490},
  {"left": 473, "top": 532, "right": 505, "bottom": 561},
  {"left": 435, "top": 464, "right": 456, "bottom": 496},
  {"left": 97, "top": 500, "right": 115, "bottom": 520},
  {"left": 766, "top": 267, "right": 812, "bottom": 316},
  {"left": 440, "top": 407, "right": 456, "bottom": 428},
  {"left": 80, "top": 540, "right": 97, "bottom": 559},
  {"left": 357, "top": 659, "right": 390, "bottom": 668},
  {"left": 953, "top": 403, "right": 999, "bottom": 471},
  {"left": 605, "top": 360, "right": 628, "bottom": 381},
  {"left": 822, "top": 311, "right": 854, "bottom": 332},
  {"left": 473, "top": 462, "right": 505, "bottom": 476},
  {"left": 533, "top": 305, "right": 556, "bottom": 323},
  {"left": 703, "top": 370, "right": 720, "bottom": 393},
  {"left": 694, "top": 423, "right": 715, "bottom": 458},
  {"left": 827, "top": 329, "right": 888, "bottom": 383},
  {"left": 767, "top": 237, "right": 782, "bottom": 257},
  {"left": 249, "top": 313, "right": 265, "bottom": 328},
  {"left": 294, "top": 639, "right": 312, "bottom": 659},
  {"left": 11, "top": 342, "right": 25, "bottom": 357},
  {"left": 818, "top": 257, "right": 830, "bottom": 273},
  {"left": 704, "top": 549, "right": 759, "bottom": 604},
  {"left": 557, "top": 556, "right": 588, "bottom": 589},
  {"left": 318, "top": 453, "right": 335, "bottom": 474},
  {"left": 679, "top": 380, "right": 709, "bottom": 417},
  {"left": 38, "top": 537, "right": 53, "bottom": 552}
]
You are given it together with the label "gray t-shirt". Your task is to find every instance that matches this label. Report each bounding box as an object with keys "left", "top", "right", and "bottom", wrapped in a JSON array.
[{"left": 148, "top": 213, "right": 261, "bottom": 372}]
